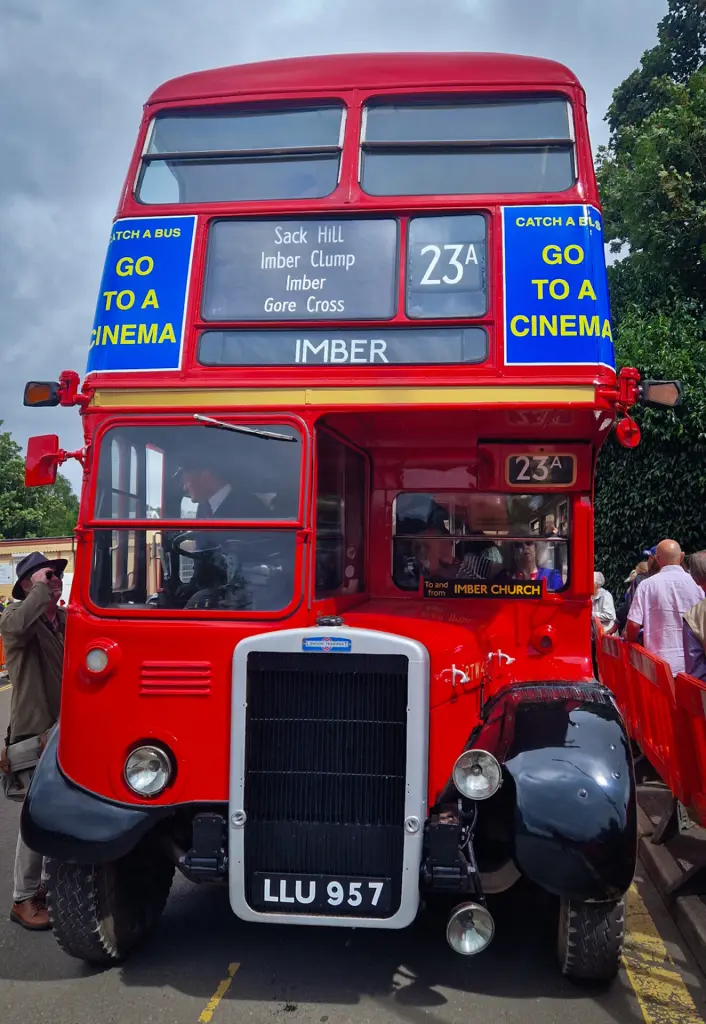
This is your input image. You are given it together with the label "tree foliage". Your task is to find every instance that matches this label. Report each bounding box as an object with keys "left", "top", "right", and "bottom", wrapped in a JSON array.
[
  {"left": 594, "top": 0, "right": 706, "bottom": 595},
  {"left": 0, "top": 425, "right": 79, "bottom": 540},
  {"left": 598, "top": 67, "right": 706, "bottom": 312}
]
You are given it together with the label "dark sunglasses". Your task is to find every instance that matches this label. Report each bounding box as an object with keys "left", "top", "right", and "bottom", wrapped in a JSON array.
[{"left": 45, "top": 570, "right": 64, "bottom": 580}]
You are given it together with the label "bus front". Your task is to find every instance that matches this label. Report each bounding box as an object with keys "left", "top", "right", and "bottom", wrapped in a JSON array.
[{"left": 22, "top": 52, "right": 639, "bottom": 981}]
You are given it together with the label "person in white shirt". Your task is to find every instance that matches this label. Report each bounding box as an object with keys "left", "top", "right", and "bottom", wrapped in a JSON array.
[
  {"left": 626, "top": 539, "right": 705, "bottom": 675},
  {"left": 592, "top": 572, "right": 617, "bottom": 633}
]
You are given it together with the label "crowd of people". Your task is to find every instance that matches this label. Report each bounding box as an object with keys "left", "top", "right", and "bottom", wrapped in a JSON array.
[{"left": 593, "top": 539, "right": 706, "bottom": 677}]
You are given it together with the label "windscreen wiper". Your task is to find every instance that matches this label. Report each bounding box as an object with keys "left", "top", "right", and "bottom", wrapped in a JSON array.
[{"left": 193, "top": 414, "right": 297, "bottom": 442}]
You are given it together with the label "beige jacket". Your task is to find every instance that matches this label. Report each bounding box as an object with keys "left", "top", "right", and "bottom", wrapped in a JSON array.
[{"left": 0, "top": 583, "right": 65, "bottom": 743}]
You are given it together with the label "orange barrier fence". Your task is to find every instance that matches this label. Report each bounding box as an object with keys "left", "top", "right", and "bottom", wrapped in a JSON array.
[
  {"left": 674, "top": 671, "right": 706, "bottom": 827},
  {"left": 597, "top": 632, "right": 706, "bottom": 825}
]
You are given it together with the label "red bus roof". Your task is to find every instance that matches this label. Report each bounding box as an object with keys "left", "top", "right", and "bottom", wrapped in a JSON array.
[{"left": 147, "top": 52, "right": 581, "bottom": 106}]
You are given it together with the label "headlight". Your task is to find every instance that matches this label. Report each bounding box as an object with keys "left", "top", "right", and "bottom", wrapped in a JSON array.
[
  {"left": 85, "top": 647, "right": 109, "bottom": 673},
  {"left": 452, "top": 749, "right": 502, "bottom": 800},
  {"left": 124, "top": 745, "right": 172, "bottom": 797}
]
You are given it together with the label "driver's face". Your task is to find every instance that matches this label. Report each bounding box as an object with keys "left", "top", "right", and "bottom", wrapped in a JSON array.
[{"left": 182, "top": 469, "right": 223, "bottom": 504}]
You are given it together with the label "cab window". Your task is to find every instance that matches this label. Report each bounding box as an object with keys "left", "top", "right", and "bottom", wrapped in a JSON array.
[
  {"left": 315, "top": 431, "right": 366, "bottom": 598},
  {"left": 392, "top": 492, "right": 569, "bottom": 592}
]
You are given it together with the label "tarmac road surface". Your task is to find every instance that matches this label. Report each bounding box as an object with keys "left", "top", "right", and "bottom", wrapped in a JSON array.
[{"left": 0, "top": 683, "right": 705, "bottom": 1024}]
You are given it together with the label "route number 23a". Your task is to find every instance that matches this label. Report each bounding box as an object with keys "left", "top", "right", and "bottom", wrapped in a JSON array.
[
  {"left": 419, "top": 243, "right": 479, "bottom": 286},
  {"left": 509, "top": 454, "right": 574, "bottom": 485}
]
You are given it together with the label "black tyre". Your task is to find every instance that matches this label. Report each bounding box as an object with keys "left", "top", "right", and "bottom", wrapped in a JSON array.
[
  {"left": 46, "top": 839, "right": 175, "bottom": 964},
  {"left": 557, "top": 897, "right": 625, "bottom": 983}
]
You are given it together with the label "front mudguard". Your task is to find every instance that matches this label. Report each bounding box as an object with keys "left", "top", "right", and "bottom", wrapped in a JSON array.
[
  {"left": 473, "top": 683, "right": 637, "bottom": 903},
  {"left": 21, "top": 729, "right": 172, "bottom": 864}
]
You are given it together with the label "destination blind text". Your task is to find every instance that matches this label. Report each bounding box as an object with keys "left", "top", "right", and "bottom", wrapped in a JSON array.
[{"left": 202, "top": 218, "right": 398, "bottom": 321}]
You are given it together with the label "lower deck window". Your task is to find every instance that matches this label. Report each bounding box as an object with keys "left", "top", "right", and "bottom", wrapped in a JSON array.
[
  {"left": 315, "top": 431, "right": 366, "bottom": 598},
  {"left": 392, "top": 492, "right": 569, "bottom": 593},
  {"left": 90, "top": 529, "right": 296, "bottom": 612}
]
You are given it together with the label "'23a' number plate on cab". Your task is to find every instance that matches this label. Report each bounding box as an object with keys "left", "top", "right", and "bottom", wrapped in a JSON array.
[{"left": 252, "top": 874, "right": 391, "bottom": 914}]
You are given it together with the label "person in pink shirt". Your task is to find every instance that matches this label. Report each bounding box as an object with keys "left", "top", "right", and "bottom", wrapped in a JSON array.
[{"left": 626, "top": 539, "right": 705, "bottom": 675}]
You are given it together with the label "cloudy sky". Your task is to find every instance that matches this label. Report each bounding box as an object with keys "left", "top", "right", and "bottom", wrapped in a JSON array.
[{"left": 1, "top": 0, "right": 666, "bottom": 492}]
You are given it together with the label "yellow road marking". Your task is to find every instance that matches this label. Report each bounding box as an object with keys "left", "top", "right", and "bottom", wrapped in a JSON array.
[
  {"left": 198, "top": 962, "right": 239, "bottom": 1023},
  {"left": 624, "top": 884, "right": 703, "bottom": 1024},
  {"left": 0, "top": 682, "right": 11, "bottom": 693}
]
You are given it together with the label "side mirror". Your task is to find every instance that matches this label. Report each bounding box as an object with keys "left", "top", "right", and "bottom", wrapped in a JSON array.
[
  {"left": 25, "top": 435, "right": 60, "bottom": 487},
  {"left": 23, "top": 381, "right": 61, "bottom": 408},
  {"left": 639, "top": 380, "right": 682, "bottom": 409}
]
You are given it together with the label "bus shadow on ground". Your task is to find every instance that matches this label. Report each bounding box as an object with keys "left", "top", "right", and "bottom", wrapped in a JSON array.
[{"left": 114, "top": 877, "right": 635, "bottom": 1017}]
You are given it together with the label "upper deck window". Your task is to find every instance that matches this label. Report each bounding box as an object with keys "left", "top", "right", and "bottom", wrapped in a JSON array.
[
  {"left": 137, "top": 104, "right": 345, "bottom": 205},
  {"left": 360, "top": 97, "right": 575, "bottom": 197}
]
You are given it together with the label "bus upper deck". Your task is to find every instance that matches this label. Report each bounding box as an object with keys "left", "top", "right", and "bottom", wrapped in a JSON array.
[{"left": 84, "top": 51, "right": 614, "bottom": 396}]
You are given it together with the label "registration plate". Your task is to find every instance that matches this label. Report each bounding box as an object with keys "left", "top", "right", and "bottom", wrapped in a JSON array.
[{"left": 251, "top": 873, "right": 392, "bottom": 914}]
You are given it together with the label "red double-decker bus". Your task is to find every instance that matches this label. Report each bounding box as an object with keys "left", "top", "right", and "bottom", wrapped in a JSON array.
[{"left": 20, "top": 52, "right": 676, "bottom": 980}]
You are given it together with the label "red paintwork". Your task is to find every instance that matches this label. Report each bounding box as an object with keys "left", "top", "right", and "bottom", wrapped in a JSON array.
[
  {"left": 43, "top": 53, "right": 625, "bottom": 811},
  {"left": 146, "top": 53, "right": 580, "bottom": 105}
]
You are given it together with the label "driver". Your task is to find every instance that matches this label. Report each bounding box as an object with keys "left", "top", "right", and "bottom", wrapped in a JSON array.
[
  {"left": 177, "top": 449, "right": 272, "bottom": 520},
  {"left": 169, "top": 449, "right": 285, "bottom": 609}
]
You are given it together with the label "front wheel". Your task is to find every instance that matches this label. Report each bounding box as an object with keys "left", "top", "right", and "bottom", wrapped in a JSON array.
[
  {"left": 46, "top": 839, "right": 175, "bottom": 964},
  {"left": 557, "top": 897, "right": 625, "bottom": 983}
]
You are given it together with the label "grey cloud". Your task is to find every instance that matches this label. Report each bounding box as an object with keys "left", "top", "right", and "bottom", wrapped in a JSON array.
[{"left": 0, "top": 0, "right": 666, "bottom": 492}]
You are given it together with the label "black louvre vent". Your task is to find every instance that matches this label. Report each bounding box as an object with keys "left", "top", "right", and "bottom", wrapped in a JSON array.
[{"left": 243, "top": 651, "right": 408, "bottom": 916}]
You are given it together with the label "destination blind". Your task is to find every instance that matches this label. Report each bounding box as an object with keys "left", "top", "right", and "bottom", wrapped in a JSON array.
[{"left": 203, "top": 218, "right": 398, "bottom": 321}]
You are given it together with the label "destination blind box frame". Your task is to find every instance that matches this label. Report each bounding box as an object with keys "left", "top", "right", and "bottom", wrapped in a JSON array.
[{"left": 202, "top": 214, "right": 488, "bottom": 323}]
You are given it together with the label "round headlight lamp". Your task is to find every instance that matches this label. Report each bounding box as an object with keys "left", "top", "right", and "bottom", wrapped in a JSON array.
[
  {"left": 452, "top": 749, "right": 502, "bottom": 800},
  {"left": 85, "top": 647, "right": 109, "bottom": 673},
  {"left": 124, "top": 745, "right": 172, "bottom": 798}
]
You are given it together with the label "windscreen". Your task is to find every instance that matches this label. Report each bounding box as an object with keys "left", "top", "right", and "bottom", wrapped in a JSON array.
[
  {"left": 94, "top": 423, "right": 301, "bottom": 521},
  {"left": 90, "top": 422, "right": 302, "bottom": 614},
  {"left": 392, "top": 491, "right": 569, "bottom": 593}
]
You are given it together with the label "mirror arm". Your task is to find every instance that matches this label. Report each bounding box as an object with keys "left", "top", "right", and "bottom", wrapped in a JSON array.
[
  {"left": 58, "top": 370, "right": 90, "bottom": 409},
  {"left": 616, "top": 367, "right": 641, "bottom": 410},
  {"left": 39, "top": 447, "right": 86, "bottom": 473}
]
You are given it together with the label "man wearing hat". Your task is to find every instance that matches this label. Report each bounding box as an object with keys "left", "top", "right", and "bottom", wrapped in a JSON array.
[
  {"left": 177, "top": 445, "right": 274, "bottom": 521},
  {"left": 0, "top": 552, "right": 66, "bottom": 930}
]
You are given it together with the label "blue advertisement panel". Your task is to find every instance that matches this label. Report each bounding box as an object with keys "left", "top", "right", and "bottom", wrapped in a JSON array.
[
  {"left": 86, "top": 216, "right": 196, "bottom": 373},
  {"left": 503, "top": 205, "right": 614, "bottom": 368}
]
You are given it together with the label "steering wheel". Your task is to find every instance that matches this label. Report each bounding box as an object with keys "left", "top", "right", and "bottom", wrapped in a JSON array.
[{"left": 168, "top": 530, "right": 235, "bottom": 566}]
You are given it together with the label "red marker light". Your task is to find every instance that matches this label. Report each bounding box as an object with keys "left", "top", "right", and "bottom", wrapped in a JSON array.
[
  {"left": 531, "top": 625, "right": 555, "bottom": 654},
  {"left": 615, "top": 416, "right": 641, "bottom": 449}
]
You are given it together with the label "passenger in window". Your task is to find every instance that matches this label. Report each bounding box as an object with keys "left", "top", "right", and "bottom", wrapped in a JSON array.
[
  {"left": 410, "top": 530, "right": 456, "bottom": 578},
  {"left": 543, "top": 515, "right": 559, "bottom": 537},
  {"left": 497, "top": 538, "right": 563, "bottom": 592},
  {"left": 455, "top": 495, "right": 507, "bottom": 580}
]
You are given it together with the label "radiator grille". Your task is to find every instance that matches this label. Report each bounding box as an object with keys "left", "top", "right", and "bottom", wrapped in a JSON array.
[{"left": 243, "top": 651, "right": 408, "bottom": 916}]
